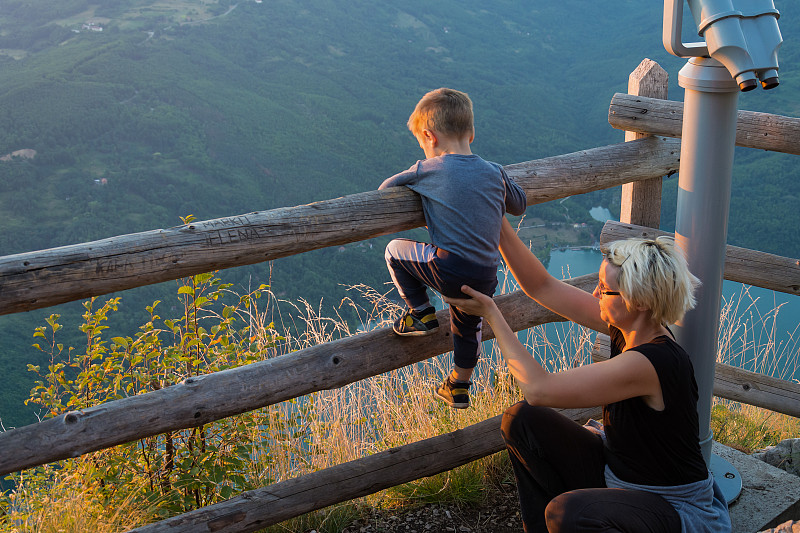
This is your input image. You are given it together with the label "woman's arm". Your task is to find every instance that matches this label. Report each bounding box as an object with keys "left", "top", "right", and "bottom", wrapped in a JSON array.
[
  {"left": 500, "top": 217, "right": 608, "bottom": 333},
  {"left": 445, "top": 286, "right": 662, "bottom": 409}
]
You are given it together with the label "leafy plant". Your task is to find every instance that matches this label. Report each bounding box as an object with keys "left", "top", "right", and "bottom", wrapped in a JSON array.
[{"left": 3, "top": 272, "right": 284, "bottom": 526}]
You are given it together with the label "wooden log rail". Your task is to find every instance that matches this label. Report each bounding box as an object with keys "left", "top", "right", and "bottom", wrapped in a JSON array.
[
  {"left": 126, "top": 406, "right": 604, "bottom": 533},
  {"left": 0, "top": 275, "right": 597, "bottom": 476},
  {"left": 591, "top": 334, "right": 800, "bottom": 418},
  {"left": 600, "top": 221, "right": 800, "bottom": 297},
  {"left": 0, "top": 136, "right": 680, "bottom": 316},
  {"left": 608, "top": 93, "right": 800, "bottom": 155}
]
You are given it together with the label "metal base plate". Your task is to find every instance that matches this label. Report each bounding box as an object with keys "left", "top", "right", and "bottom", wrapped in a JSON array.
[{"left": 711, "top": 452, "right": 742, "bottom": 505}]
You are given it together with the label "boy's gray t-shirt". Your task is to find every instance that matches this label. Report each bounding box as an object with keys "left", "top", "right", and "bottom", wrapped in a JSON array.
[{"left": 379, "top": 154, "right": 527, "bottom": 267}]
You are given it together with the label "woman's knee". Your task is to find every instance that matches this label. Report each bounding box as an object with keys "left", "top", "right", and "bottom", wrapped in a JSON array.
[
  {"left": 544, "top": 492, "right": 578, "bottom": 532},
  {"left": 501, "top": 402, "right": 552, "bottom": 445},
  {"left": 544, "top": 491, "right": 600, "bottom": 533},
  {"left": 546, "top": 489, "right": 681, "bottom": 533}
]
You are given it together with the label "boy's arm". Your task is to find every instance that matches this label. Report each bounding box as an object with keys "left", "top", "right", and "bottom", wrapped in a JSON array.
[
  {"left": 379, "top": 164, "right": 419, "bottom": 190},
  {"left": 501, "top": 168, "right": 527, "bottom": 216}
]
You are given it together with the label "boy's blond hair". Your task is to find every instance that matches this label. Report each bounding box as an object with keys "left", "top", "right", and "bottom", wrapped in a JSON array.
[
  {"left": 407, "top": 88, "right": 473, "bottom": 138},
  {"left": 602, "top": 236, "right": 701, "bottom": 326}
]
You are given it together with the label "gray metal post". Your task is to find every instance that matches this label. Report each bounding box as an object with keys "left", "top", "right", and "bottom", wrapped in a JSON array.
[
  {"left": 672, "top": 57, "right": 739, "bottom": 466},
  {"left": 661, "top": 0, "right": 781, "bottom": 504}
]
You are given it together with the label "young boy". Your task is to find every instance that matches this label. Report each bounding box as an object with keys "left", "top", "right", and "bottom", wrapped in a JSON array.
[{"left": 379, "top": 87, "right": 527, "bottom": 409}]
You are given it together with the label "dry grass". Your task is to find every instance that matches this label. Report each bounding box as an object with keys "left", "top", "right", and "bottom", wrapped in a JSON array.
[
  {"left": 2, "top": 471, "right": 149, "bottom": 533},
  {"left": 717, "top": 284, "right": 800, "bottom": 380},
  {"left": 711, "top": 284, "right": 800, "bottom": 452}
]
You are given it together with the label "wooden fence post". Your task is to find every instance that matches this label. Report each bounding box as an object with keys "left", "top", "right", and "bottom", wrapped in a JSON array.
[{"left": 619, "top": 59, "right": 669, "bottom": 228}]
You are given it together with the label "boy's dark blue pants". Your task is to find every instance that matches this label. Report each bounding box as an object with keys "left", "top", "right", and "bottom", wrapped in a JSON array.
[{"left": 385, "top": 238, "right": 498, "bottom": 370}]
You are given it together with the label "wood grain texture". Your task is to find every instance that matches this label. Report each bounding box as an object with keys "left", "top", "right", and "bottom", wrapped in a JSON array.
[
  {"left": 127, "top": 405, "right": 604, "bottom": 533},
  {"left": 609, "top": 93, "right": 800, "bottom": 156},
  {"left": 620, "top": 59, "right": 668, "bottom": 229}
]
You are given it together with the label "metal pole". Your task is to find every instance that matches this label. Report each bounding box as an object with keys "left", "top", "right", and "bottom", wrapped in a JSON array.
[
  {"left": 672, "top": 56, "right": 739, "bottom": 464},
  {"left": 662, "top": 0, "right": 782, "bottom": 506}
]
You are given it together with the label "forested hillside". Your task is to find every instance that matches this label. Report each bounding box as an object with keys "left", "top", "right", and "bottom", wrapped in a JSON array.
[{"left": 0, "top": 0, "right": 798, "bottom": 429}]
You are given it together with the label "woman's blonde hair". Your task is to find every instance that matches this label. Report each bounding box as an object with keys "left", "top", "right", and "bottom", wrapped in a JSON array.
[{"left": 602, "top": 236, "right": 701, "bottom": 326}]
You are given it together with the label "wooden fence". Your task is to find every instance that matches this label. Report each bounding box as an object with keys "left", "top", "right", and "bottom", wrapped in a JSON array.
[{"left": 1, "top": 59, "right": 799, "bottom": 533}]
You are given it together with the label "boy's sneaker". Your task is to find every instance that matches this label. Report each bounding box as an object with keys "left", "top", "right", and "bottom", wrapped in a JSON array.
[
  {"left": 434, "top": 377, "right": 471, "bottom": 409},
  {"left": 393, "top": 307, "right": 439, "bottom": 336}
]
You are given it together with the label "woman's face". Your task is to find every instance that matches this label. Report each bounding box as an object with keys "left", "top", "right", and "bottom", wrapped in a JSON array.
[{"left": 593, "top": 260, "right": 629, "bottom": 327}]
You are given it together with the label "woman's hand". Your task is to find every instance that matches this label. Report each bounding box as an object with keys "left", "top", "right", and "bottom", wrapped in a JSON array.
[{"left": 444, "top": 285, "right": 498, "bottom": 319}]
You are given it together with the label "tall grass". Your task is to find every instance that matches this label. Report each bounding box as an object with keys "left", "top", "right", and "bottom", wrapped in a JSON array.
[
  {"left": 1, "top": 275, "right": 797, "bottom": 533},
  {"left": 712, "top": 285, "right": 800, "bottom": 452},
  {"left": 3, "top": 470, "right": 149, "bottom": 533}
]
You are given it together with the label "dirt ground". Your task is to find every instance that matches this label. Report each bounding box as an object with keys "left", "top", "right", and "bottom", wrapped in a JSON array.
[{"left": 340, "top": 482, "right": 524, "bottom": 533}]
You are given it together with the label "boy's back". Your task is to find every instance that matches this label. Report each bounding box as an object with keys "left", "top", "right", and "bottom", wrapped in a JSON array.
[{"left": 380, "top": 153, "right": 526, "bottom": 268}]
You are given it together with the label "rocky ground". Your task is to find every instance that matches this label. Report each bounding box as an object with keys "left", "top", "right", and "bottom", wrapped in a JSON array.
[{"left": 340, "top": 482, "right": 524, "bottom": 533}]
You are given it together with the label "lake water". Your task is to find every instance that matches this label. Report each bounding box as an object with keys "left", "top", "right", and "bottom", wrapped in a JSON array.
[{"left": 540, "top": 248, "right": 800, "bottom": 382}]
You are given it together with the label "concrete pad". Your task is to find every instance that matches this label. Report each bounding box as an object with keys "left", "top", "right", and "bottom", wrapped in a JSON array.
[{"left": 713, "top": 442, "right": 800, "bottom": 533}]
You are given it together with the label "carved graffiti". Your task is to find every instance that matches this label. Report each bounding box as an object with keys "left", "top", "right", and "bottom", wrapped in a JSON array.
[
  {"left": 95, "top": 256, "right": 133, "bottom": 274},
  {"left": 204, "top": 226, "right": 264, "bottom": 247}
]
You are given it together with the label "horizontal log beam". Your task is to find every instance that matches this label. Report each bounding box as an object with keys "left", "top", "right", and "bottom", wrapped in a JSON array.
[
  {"left": 592, "top": 334, "right": 800, "bottom": 418},
  {"left": 0, "top": 275, "right": 596, "bottom": 475},
  {"left": 0, "top": 137, "right": 678, "bottom": 316},
  {"left": 600, "top": 221, "right": 800, "bottom": 296},
  {"left": 608, "top": 93, "right": 800, "bottom": 155},
  {"left": 127, "top": 405, "right": 603, "bottom": 533}
]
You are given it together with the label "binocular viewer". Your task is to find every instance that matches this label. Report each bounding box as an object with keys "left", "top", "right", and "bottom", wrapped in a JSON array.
[{"left": 664, "top": 0, "right": 782, "bottom": 91}]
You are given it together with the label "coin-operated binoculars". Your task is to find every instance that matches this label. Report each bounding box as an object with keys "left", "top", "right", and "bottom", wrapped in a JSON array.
[
  {"left": 662, "top": 0, "right": 782, "bottom": 504},
  {"left": 664, "top": 0, "right": 782, "bottom": 89}
]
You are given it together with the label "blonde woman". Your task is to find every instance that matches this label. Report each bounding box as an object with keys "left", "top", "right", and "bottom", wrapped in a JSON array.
[{"left": 445, "top": 218, "right": 730, "bottom": 533}]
